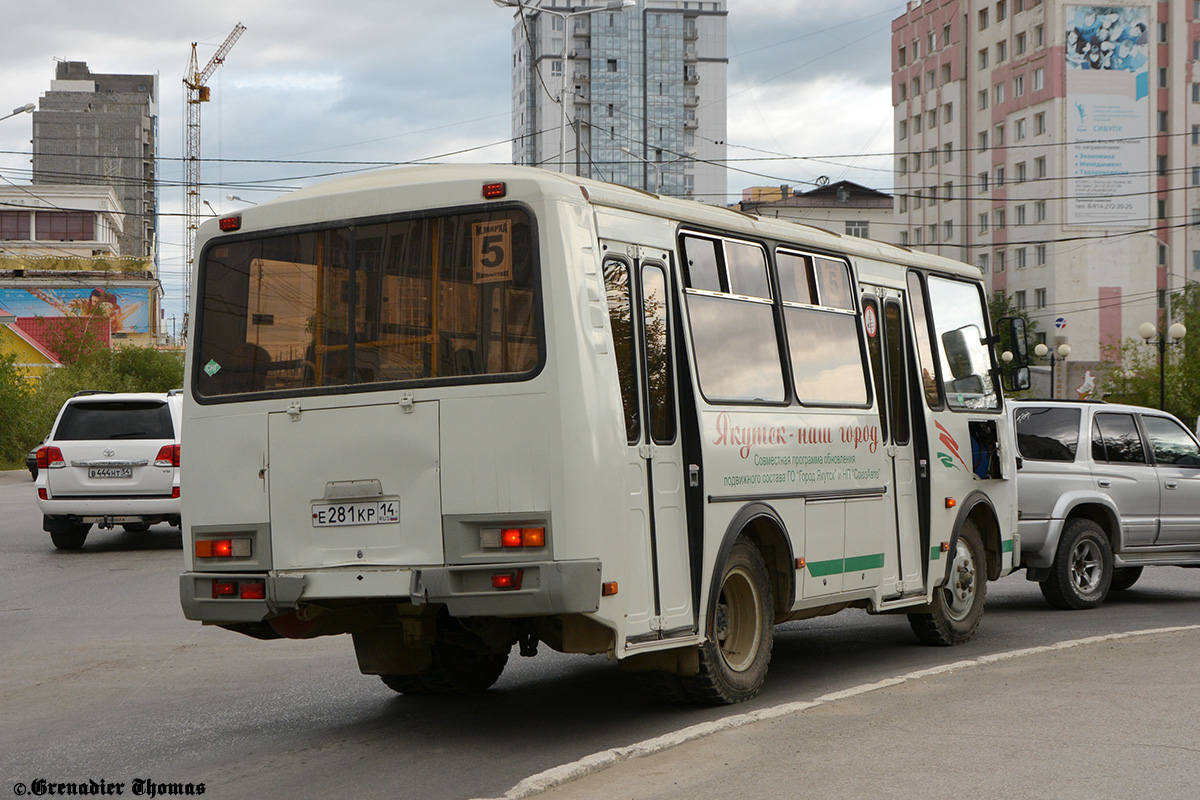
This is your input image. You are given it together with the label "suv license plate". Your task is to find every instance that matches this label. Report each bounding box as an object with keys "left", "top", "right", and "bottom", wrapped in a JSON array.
[
  {"left": 312, "top": 500, "right": 399, "bottom": 527},
  {"left": 89, "top": 467, "right": 133, "bottom": 479}
]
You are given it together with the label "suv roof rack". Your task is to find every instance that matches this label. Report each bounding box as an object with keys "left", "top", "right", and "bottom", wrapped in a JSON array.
[{"left": 167, "top": 388, "right": 183, "bottom": 396}]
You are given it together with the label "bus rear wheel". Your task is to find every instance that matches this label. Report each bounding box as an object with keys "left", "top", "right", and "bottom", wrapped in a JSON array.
[
  {"left": 908, "top": 519, "right": 986, "bottom": 645},
  {"left": 683, "top": 538, "right": 773, "bottom": 705},
  {"left": 380, "top": 642, "right": 508, "bottom": 696}
]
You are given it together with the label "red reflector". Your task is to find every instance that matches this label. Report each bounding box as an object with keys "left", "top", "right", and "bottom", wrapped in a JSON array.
[
  {"left": 218, "top": 215, "right": 241, "bottom": 232},
  {"left": 212, "top": 580, "right": 238, "bottom": 598},
  {"left": 602, "top": 581, "right": 618, "bottom": 596},
  {"left": 501, "top": 528, "right": 523, "bottom": 548},
  {"left": 239, "top": 581, "right": 266, "bottom": 600},
  {"left": 482, "top": 182, "right": 507, "bottom": 199},
  {"left": 172, "top": 487, "right": 181, "bottom": 499},
  {"left": 38, "top": 488, "right": 47, "bottom": 500},
  {"left": 492, "top": 569, "right": 523, "bottom": 590}
]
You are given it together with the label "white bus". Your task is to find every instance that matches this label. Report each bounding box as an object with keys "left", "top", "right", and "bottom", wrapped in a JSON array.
[{"left": 180, "top": 165, "right": 1029, "bottom": 704}]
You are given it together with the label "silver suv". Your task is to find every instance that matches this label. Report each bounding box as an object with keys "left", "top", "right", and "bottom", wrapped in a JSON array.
[
  {"left": 1011, "top": 399, "right": 1200, "bottom": 609},
  {"left": 36, "top": 391, "right": 182, "bottom": 550}
]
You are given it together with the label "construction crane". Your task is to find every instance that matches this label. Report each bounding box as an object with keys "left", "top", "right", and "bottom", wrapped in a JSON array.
[{"left": 182, "top": 22, "right": 246, "bottom": 336}]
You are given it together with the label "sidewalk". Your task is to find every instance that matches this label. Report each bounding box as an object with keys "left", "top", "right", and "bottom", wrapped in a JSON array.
[{"left": 504, "top": 627, "right": 1200, "bottom": 800}]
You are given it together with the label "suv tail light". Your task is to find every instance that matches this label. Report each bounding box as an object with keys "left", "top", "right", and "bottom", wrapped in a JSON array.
[
  {"left": 37, "top": 446, "right": 65, "bottom": 469},
  {"left": 155, "top": 444, "right": 181, "bottom": 468}
]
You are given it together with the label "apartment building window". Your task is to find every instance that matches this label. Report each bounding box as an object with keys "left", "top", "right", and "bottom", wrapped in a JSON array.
[
  {"left": 926, "top": 110, "right": 937, "bottom": 128},
  {"left": 900, "top": 231, "right": 909, "bottom": 246},
  {"left": 607, "top": 59, "right": 618, "bottom": 72},
  {"left": 1193, "top": 166, "right": 1200, "bottom": 186},
  {"left": 1159, "top": 23, "right": 1168, "bottom": 44},
  {"left": 912, "top": 78, "right": 921, "bottom": 96},
  {"left": 927, "top": 71, "right": 936, "bottom": 92},
  {"left": 979, "top": 171, "right": 990, "bottom": 193},
  {"left": 914, "top": 228, "right": 923, "bottom": 246},
  {"left": 1016, "top": 205, "right": 1027, "bottom": 225},
  {"left": 995, "top": 123, "right": 1006, "bottom": 146},
  {"left": 1195, "top": 40, "right": 1200, "bottom": 60},
  {"left": 943, "top": 24, "right": 951, "bottom": 47},
  {"left": 898, "top": 82, "right": 907, "bottom": 102},
  {"left": 1036, "top": 244, "right": 1046, "bottom": 265},
  {"left": 1194, "top": 250, "right": 1200, "bottom": 271},
  {"left": 997, "top": 1, "right": 1007, "bottom": 22},
  {"left": 929, "top": 184, "right": 938, "bottom": 203},
  {"left": 1015, "top": 118, "right": 1027, "bottom": 140},
  {"left": 1193, "top": 83, "right": 1200, "bottom": 103},
  {"left": 979, "top": 48, "right": 989, "bottom": 70},
  {"left": 1159, "top": 155, "right": 1168, "bottom": 176},
  {"left": 944, "top": 219, "right": 954, "bottom": 240},
  {"left": 1034, "top": 24, "right": 1043, "bottom": 47},
  {"left": 997, "top": 40, "right": 1007, "bottom": 63},
  {"left": 1035, "top": 112, "right": 1046, "bottom": 134},
  {"left": 996, "top": 250, "right": 1006, "bottom": 272},
  {"left": 979, "top": 212, "right": 990, "bottom": 233},
  {"left": 980, "top": 8, "right": 989, "bottom": 30},
  {"left": 1036, "top": 200, "right": 1046, "bottom": 221},
  {"left": 1016, "top": 161, "right": 1027, "bottom": 182},
  {"left": 846, "top": 220, "right": 869, "bottom": 237},
  {"left": 944, "top": 180, "right": 953, "bottom": 200},
  {"left": 942, "top": 64, "right": 952, "bottom": 85},
  {"left": 995, "top": 208, "right": 1006, "bottom": 229},
  {"left": 928, "top": 32, "right": 936, "bottom": 53},
  {"left": 1034, "top": 67, "right": 1044, "bottom": 91},
  {"left": 899, "top": 156, "right": 908, "bottom": 174},
  {"left": 551, "top": 58, "right": 563, "bottom": 76},
  {"left": 979, "top": 131, "right": 989, "bottom": 151},
  {"left": 1158, "top": 198, "right": 1167, "bottom": 219},
  {"left": 1016, "top": 32, "right": 1027, "bottom": 55},
  {"left": 1016, "top": 0, "right": 1024, "bottom": 12},
  {"left": 913, "top": 39, "right": 920, "bottom": 59},
  {"left": 1160, "top": 67, "right": 1169, "bottom": 88},
  {"left": 979, "top": 89, "right": 990, "bottom": 110},
  {"left": 944, "top": 143, "right": 953, "bottom": 163},
  {"left": 1036, "top": 156, "right": 1046, "bottom": 177},
  {"left": 1016, "top": 248, "right": 1027, "bottom": 269},
  {"left": 899, "top": 119, "right": 907, "bottom": 139},
  {"left": 979, "top": 253, "right": 990, "bottom": 273},
  {"left": 929, "top": 223, "right": 938, "bottom": 243},
  {"left": 994, "top": 83, "right": 1006, "bottom": 105},
  {"left": 1014, "top": 290, "right": 1026, "bottom": 309},
  {"left": 1014, "top": 75, "right": 1025, "bottom": 97},
  {"left": 929, "top": 147, "right": 938, "bottom": 166},
  {"left": 1160, "top": 111, "right": 1169, "bottom": 132},
  {"left": 914, "top": 152, "right": 921, "bottom": 170},
  {"left": 899, "top": 195, "right": 908, "bottom": 213},
  {"left": 1193, "top": 125, "right": 1200, "bottom": 145},
  {"left": 914, "top": 189, "right": 923, "bottom": 209},
  {"left": 1035, "top": 288, "right": 1046, "bottom": 308}
]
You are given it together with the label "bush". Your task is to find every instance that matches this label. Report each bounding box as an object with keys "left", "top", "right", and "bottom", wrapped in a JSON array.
[{"left": 0, "top": 352, "right": 35, "bottom": 465}]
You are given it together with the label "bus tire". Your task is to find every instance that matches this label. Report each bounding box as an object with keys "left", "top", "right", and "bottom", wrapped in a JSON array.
[
  {"left": 908, "top": 519, "right": 986, "bottom": 645},
  {"left": 380, "top": 643, "right": 508, "bottom": 696},
  {"left": 683, "top": 538, "right": 773, "bottom": 705},
  {"left": 1109, "top": 566, "right": 1143, "bottom": 592},
  {"left": 1039, "top": 518, "right": 1111, "bottom": 610}
]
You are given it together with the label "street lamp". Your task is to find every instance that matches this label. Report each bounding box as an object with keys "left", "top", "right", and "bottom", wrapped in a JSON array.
[
  {"left": 621, "top": 146, "right": 696, "bottom": 195},
  {"left": 0, "top": 103, "right": 35, "bottom": 123},
  {"left": 1034, "top": 341, "right": 1071, "bottom": 399},
  {"left": 495, "top": 0, "right": 635, "bottom": 173},
  {"left": 1139, "top": 321, "right": 1187, "bottom": 410},
  {"left": 226, "top": 195, "right": 257, "bottom": 205}
]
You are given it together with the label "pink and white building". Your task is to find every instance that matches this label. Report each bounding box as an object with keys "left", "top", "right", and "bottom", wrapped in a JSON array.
[{"left": 893, "top": 0, "right": 1200, "bottom": 387}]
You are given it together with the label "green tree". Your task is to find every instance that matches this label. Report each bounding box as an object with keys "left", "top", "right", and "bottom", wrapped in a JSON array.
[
  {"left": 0, "top": 352, "right": 35, "bottom": 466},
  {"left": 988, "top": 291, "right": 1039, "bottom": 395}
]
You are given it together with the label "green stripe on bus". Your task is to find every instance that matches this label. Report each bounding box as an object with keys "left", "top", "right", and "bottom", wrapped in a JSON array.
[
  {"left": 808, "top": 554, "right": 885, "bottom": 577},
  {"left": 1002, "top": 538, "right": 1014, "bottom": 553},
  {"left": 930, "top": 546, "right": 942, "bottom": 561}
]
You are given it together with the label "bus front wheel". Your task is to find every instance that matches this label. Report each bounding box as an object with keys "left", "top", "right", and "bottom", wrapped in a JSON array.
[
  {"left": 908, "top": 519, "right": 986, "bottom": 646},
  {"left": 684, "top": 538, "right": 773, "bottom": 705}
]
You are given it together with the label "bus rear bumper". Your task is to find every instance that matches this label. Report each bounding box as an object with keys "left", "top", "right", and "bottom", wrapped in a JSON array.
[{"left": 412, "top": 559, "right": 603, "bottom": 617}]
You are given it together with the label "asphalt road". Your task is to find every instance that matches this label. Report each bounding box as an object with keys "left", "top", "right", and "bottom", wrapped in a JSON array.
[{"left": 2, "top": 467, "right": 1198, "bottom": 799}]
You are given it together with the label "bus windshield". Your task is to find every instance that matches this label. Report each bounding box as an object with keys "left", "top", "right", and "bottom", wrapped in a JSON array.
[{"left": 194, "top": 208, "right": 540, "bottom": 397}]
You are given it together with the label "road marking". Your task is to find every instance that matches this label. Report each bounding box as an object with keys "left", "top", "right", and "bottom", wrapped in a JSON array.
[{"left": 477, "top": 625, "right": 1200, "bottom": 800}]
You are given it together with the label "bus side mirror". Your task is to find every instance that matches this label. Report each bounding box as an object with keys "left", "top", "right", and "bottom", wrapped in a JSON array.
[{"left": 998, "top": 316, "right": 1031, "bottom": 391}]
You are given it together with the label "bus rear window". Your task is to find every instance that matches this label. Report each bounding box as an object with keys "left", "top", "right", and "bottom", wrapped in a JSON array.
[{"left": 194, "top": 209, "right": 540, "bottom": 396}]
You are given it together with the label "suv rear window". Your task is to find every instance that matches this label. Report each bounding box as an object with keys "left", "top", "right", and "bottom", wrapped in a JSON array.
[
  {"left": 55, "top": 402, "right": 174, "bottom": 441},
  {"left": 1014, "top": 406, "right": 1080, "bottom": 461}
]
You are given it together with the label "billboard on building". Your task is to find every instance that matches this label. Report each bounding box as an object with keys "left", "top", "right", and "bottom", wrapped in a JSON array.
[
  {"left": 0, "top": 286, "right": 152, "bottom": 333},
  {"left": 1064, "top": 5, "right": 1150, "bottom": 226}
]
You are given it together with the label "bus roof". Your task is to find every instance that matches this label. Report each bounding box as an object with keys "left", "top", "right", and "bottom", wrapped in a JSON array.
[{"left": 210, "top": 164, "right": 980, "bottom": 281}]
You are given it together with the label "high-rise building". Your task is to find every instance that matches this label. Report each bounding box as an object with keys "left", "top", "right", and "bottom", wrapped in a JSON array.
[
  {"left": 505, "top": 0, "right": 727, "bottom": 203},
  {"left": 892, "top": 0, "right": 1194, "bottom": 386},
  {"left": 31, "top": 61, "right": 158, "bottom": 259}
]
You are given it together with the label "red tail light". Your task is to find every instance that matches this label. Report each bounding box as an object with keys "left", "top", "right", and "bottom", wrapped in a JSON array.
[
  {"left": 155, "top": 444, "right": 180, "bottom": 468},
  {"left": 239, "top": 581, "right": 266, "bottom": 600},
  {"left": 37, "top": 446, "right": 65, "bottom": 469},
  {"left": 212, "top": 580, "right": 238, "bottom": 598}
]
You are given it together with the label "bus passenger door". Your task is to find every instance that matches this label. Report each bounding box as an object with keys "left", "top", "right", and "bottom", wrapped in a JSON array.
[
  {"left": 602, "top": 249, "right": 694, "bottom": 643},
  {"left": 863, "top": 290, "right": 924, "bottom": 594}
]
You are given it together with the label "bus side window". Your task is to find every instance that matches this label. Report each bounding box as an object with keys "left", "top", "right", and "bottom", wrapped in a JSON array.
[
  {"left": 680, "top": 235, "right": 723, "bottom": 293},
  {"left": 906, "top": 271, "right": 943, "bottom": 409},
  {"left": 604, "top": 258, "right": 640, "bottom": 444},
  {"left": 776, "top": 251, "right": 816, "bottom": 304},
  {"left": 642, "top": 264, "right": 677, "bottom": 444},
  {"left": 863, "top": 296, "right": 889, "bottom": 443}
]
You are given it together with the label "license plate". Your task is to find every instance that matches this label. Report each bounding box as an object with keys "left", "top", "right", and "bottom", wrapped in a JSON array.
[
  {"left": 312, "top": 500, "right": 399, "bottom": 527},
  {"left": 89, "top": 467, "right": 133, "bottom": 479}
]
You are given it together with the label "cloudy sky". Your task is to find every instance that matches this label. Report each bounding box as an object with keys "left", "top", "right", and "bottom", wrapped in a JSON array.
[{"left": 0, "top": 0, "right": 900, "bottom": 324}]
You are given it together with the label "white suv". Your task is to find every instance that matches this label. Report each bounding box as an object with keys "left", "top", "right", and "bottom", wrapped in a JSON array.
[
  {"left": 36, "top": 391, "right": 183, "bottom": 550},
  {"left": 1011, "top": 399, "right": 1200, "bottom": 609}
]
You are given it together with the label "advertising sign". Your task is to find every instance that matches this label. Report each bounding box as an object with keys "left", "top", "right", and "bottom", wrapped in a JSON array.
[{"left": 0, "top": 286, "right": 152, "bottom": 333}]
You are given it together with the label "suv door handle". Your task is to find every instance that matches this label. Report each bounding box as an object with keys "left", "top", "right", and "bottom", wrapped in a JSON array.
[
  {"left": 1165, "top": 481, "right": 1178, "bottom": 490},
  {"left": 1097, "top": 479, "right": 1111, "bottom": 488}
]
